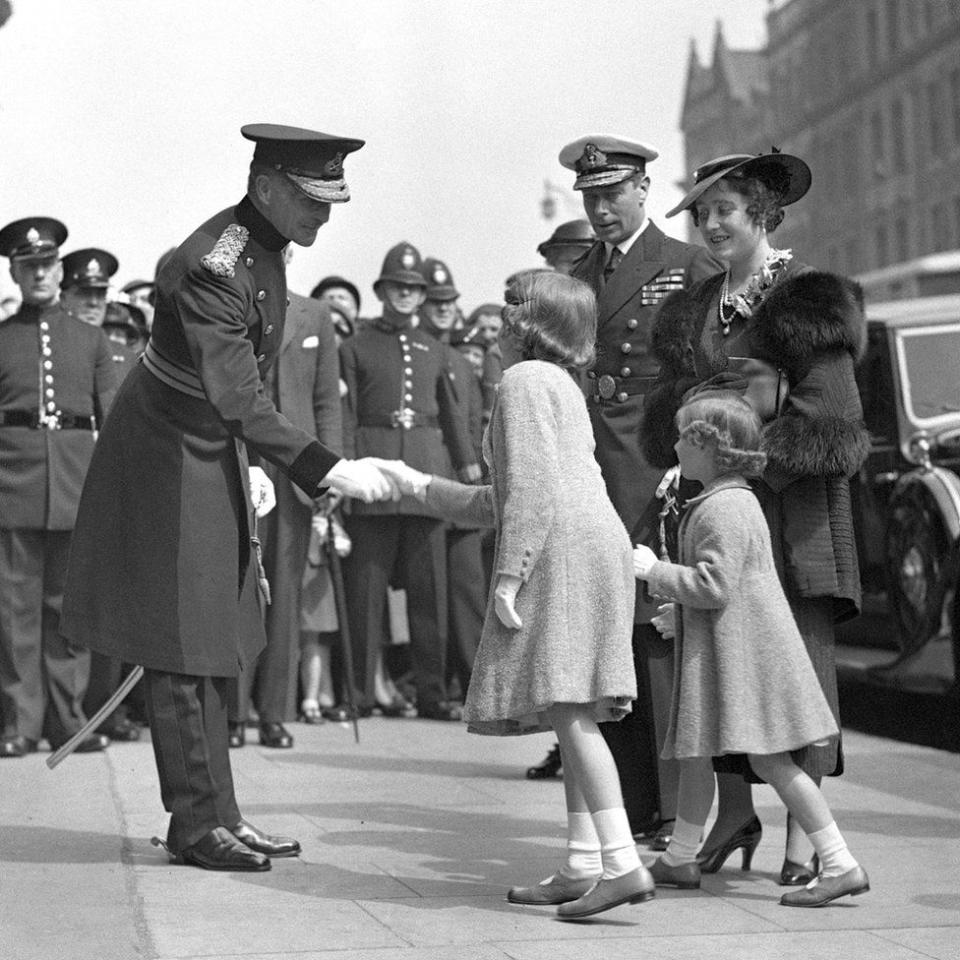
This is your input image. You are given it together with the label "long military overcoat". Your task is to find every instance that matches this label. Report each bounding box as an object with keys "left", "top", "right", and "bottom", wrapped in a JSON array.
[{"left": 61, "top": 197, "right": 339, "bottom": 676}]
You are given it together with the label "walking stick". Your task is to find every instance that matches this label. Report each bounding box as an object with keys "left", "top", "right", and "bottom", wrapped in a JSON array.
[
  {"left": 323, "top": 511, "right": 360, "bottom": 744},
  {"left": 47, "top": 665, "right": 145, "bottom": 769}
]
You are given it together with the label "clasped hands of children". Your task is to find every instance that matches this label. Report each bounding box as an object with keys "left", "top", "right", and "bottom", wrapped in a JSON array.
[{"left": 633, "top": 543, "right": 676, "bottom": 639}]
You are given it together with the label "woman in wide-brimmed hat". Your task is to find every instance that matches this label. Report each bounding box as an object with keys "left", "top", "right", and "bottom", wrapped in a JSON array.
[{"left": 640, "top": 149, "right": 871, "bottom": 903}]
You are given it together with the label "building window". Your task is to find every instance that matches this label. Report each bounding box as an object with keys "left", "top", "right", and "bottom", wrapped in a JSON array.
[
  {"left": 892, "top": 98, "right": 908, "bottom": 172},
  {"left": 927, "top": 81, "right": 943, "bottom": 155},
  {"left": 870, "top": 110, "right": 887, "bottom": 179},
  {"left": 875, "top": 223, "right": 890, "bottom": 267},
  {"left": 866, "top": 5, "right": 880, "bottom": 65},
  {"left": 895, "top": 216, "right": 909, "bottom": 263}
]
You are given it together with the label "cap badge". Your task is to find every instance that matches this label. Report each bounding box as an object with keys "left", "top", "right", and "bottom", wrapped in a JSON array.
[
  {"left": 433, "top": 267, "right": 447, "bottom": 283},
  {"left": 85, "top": 259, "right": 101, "bottom": 276},
  {"left": 323, "top": 152, "right": 344, "bottom": 177},
  {"left": 401, "top": 250, "right": 415, "bottom": 269},
  {"left": 26, "top": 227, "right": 40, "bottom": 246},
  {"left": 578, "top": 143, "right": 608, "bottom": 172}
]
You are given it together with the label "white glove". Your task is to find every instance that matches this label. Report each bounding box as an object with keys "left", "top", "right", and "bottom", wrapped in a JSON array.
[
  {"left": 248, "top": 466, "right": 276, "bottom": 518},
  {"left": 322, "top": 458, "right": 399, "bottom": 503},
  {"left": 494, "top": 574, "right": 523, "bottom": 630},
  {"left": 633, "top": 543, "right": 658, "bottom": 579},
  {"left": 367, "top": 458, "right": 432, "bottom": 500},
  {"left": 651, "top": 602, "right": 676, "bottom": 640}
]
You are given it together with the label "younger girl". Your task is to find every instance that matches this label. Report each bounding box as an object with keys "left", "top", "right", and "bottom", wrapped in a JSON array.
[
  {"left": 633, "top": 391, "right": 869, "bottom": 907},
  {"left": 377, "top": 270, "right": 653, "bottom": 919}
]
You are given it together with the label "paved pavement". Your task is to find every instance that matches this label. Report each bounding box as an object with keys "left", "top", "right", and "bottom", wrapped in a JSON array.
[{"left": 1, "top": 715, "right": 958, "bottom": 960}]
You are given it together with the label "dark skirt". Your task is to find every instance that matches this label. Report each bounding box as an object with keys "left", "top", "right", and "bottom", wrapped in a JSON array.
[{"left": 714, "top": 594, "right": 843, "bottom": 782}]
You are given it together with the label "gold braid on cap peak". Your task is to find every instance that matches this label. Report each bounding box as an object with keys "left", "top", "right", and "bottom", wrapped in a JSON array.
[{"left": 200, "top": 224, "right": 250, "bottom": 278}]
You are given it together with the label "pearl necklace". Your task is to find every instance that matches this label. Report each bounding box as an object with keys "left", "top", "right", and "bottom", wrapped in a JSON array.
[{"left": 717, "top": 248, "right": 793, "bottom": 336}]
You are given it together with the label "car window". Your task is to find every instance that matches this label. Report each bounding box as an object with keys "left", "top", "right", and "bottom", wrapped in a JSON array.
[{"left": 897, "top": 325, "right": 960, "bottom": 423}]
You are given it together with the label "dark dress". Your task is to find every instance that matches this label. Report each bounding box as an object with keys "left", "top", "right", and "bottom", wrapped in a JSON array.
[{"left": 646, "top": 262, "right": 870, "bottom": 778}]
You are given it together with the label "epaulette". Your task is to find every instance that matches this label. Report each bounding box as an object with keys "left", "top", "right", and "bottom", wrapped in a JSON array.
[{"left": 200, "top": 224, "right": 250, "bottom": 278}]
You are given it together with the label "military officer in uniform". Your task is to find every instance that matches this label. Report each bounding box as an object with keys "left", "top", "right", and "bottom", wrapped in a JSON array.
[
  {"left": 559, "top": 135, "right": 721, "bottom": 844},
  {"left": 61, "top": 124, "right": 395, "bottom": 871},
  {"left": 0, "top": 217, "right": 117, "bottom": 758},
  {"left": 60, "top": 248, "right": 119, "bottom": 327},
  {"left": 340, "top": 243, "right": 478, "bottom": 721}
]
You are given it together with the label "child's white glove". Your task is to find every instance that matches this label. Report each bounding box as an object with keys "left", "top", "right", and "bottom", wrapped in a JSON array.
[
  {"left": 651, "top": 602, "right": 676, "bottom": 639},
  {"left": 633, "top": 544, "right": 658, "bottom": 579}
]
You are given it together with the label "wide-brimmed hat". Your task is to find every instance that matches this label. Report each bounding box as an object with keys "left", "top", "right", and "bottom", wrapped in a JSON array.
[
  {"left": 666, "top": 149, "right": 811, "bottom": 218},
  {"left": 536, "top": 219, "right": 595, "bottom": 256}
]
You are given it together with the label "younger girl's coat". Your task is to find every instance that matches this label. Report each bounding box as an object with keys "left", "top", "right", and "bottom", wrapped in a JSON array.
[{"left": 644, "top": 479, "right": 838, "bottom": 760}]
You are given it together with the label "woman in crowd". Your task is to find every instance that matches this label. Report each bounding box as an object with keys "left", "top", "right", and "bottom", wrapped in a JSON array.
[
  {"left": 643, "top": 150, "right": 869, "bottom": 884},
  {"left": 377, "top": 270, "right": 654, "bottom": 919}
]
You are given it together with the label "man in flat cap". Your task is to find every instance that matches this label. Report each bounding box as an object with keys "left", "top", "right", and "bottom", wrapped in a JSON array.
[
  {"left": 60, "top": 248, "right": 119, "bottom": 328},
  {"left": 0, "top": 217, "right": 117, "bottom": 759},
  {"left": 61, "top": 124, "right": 396, "bottom": 872},
  {"left": 558, "top": 134, "right": 720, "bottom": 847}
]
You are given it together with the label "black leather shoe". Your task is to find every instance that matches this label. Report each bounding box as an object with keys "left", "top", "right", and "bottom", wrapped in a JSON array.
[
  {"left": 176, "top": 826, "right": 270, "bottom": 871},
  {"left": 232, "top": 819, "right": 301, "bottom": 857},
  {"left": 70, "top": 733, "right": 110, "bottom": 753},
  {"left": 780, "top": 854, "right": 819, "bottom": 886},
  {"left": 0, "top": 735, "right": 38, "bottom": 758},
  {"left": 258, "top": 721, "right": 293, "bottom": 749},
  {"left": 696, "top": 815, "right": 762, "bottom": 873},
  {"left": 418, "top": 703, "right": 463, "bottom": 721},
  {"left": 100, "top": 717, "right": 142, "bottom": 742},
  {"left": 526, "top": 743, "right": 562, "bottom": 779},
  {"left": 228, "top": 723, "right": 245, "bottom": 748},
  {"left": 780, "top": 865, "right": 870, "bottom": 907},
  {"left": 376, "top": 696, "right": 417, "bottom": 718}
]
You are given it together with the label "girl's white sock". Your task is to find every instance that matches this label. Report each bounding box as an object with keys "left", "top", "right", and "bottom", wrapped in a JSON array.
[
  {"left": 557, "top": 811, "right": 602, "bottom": 879},
  {"left": 807, "top": 822, "right": 858, "bottom": 878},
  {"left": 592, "top": 807, "right": 641, "bottom": 879},
  {"left": 662, "top": 816, "right": 702, "bottom": 866}
]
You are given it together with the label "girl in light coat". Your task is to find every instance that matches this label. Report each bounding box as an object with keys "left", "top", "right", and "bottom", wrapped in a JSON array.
[{"left": 633, "top": 391, "right": 869, "bottom": 908}]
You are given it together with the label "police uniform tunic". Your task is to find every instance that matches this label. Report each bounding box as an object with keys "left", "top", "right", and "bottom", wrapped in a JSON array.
[
  {"left": 0, "top": 302, "right": 116, "bottom": 745},
  {"left": 339, "top": 320, "right": 474, "bottom": 711},
  {"left": 61, "top": 196, "right": 340, "bottom": 853}
]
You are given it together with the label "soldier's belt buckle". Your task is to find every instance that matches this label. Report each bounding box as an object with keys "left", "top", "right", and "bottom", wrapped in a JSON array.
[
  {"left": 390, "top": 408, "right": 415, "bottom": 430},
  {"left": 597, "top": 374, "right": 617, "bottom": 400},
  {"left": 41, "top": 413, "right": 61, "bottom": 430}
]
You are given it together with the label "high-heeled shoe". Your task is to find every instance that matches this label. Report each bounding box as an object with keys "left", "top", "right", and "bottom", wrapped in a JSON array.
[
  {"left": 780, "top": 853, "right": 819, "bottom": 886},
  {"left": 526, "top": 743, "right": 562, "bottom": 780},
  {"left": 696, "top": 816, "right": 762, "bottom": 874}
]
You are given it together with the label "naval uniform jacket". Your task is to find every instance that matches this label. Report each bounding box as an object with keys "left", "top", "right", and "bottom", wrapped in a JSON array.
[
  {"left": 339, "top": 320, "right": 474, "bottom": 517},
  {"left": 61, "top": 197, "right": 340, "bottom": 677},
  {"left": 572, "top": 222, "right": 718, "bottom": 619},
  {"left": 0, "top": 302, "right": 116, "bottom": 531}
]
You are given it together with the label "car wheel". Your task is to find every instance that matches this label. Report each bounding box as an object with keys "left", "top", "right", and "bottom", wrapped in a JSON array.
[{"left": 884, "top": 484, "right": 953, "bottom": 657}]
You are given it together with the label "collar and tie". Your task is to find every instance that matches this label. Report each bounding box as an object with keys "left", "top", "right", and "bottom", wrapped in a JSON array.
[{"left": 603, "top": 245, "right": 624, "bottom": 282}]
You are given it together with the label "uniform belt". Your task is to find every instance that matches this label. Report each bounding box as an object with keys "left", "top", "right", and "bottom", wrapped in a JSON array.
[
  {"left": 360, "top": 412, "right": 440, "bottom": 430},
  {"left": 141, "top": 340, "right": 206, "bottom": 400},
  {"left": 0, "top": 409, "right": 95, "bottom": 430},
  {"left": 588, "top": 374, "right": 658, "bottom": 403}
]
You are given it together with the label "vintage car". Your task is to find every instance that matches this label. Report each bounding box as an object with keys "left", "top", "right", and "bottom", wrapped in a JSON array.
[{"left": 846, "top": 292, "right": 960, "bottom": 696}]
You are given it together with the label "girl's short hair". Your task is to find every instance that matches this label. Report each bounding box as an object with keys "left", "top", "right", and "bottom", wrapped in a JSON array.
[
  {"left": 676, "top": 390, "right": 768, "bottom": 477},
  {"left": 690, "top": 174, "right": 785, "bottom": 233},
  {"left": 501, "top": 270, "right": 597, "bottom": 370}
]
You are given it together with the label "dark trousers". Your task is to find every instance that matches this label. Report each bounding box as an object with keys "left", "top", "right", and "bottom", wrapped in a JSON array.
[
  {"left": 343, "top": 514, "right": 447, "bottom": 710},
  {"left": 143, "top": 669, "right": 240, "bottom": 854},
  {"left": 600, "top": 623, "right": 679, "bottom": 834},
  {"left": 445, "top": 527, "right": 485, "bottom": 697},
  {"left": 0, "top": 528, "right": 90, "bottom": 745},
  {"left": 231, "top": 479, "right": 310, "bottom": 725}
]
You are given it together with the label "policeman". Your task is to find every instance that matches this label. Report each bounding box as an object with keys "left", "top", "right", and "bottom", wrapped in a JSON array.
[
  {"left": 340, "top": 243, "right": 478, "bottom": 720},
  {"left": 418, "top": 258, "right": 485, "bottom": 705},
  {"left": 558, "top": 134, "right": 721, "bottom": 844},
  {"left": 536, "top": 219, "right": 595, "bottom": 274},
  {"left": 60, "top": 248, "right": 119, "bottom": 327},
  {"left": 61, "top": 124, "right": 394, "bottom": 871},
  {"left": 0, "top": 217, "right": 117, "bottom": 758}
]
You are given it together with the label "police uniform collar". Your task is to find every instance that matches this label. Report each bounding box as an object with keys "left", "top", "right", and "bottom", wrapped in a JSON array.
[
  {"left": 371, "top": 315, "right": 413, "bottom": 334},
  {"left": 16, "top": 300, "right": 63, "bottom": 322},
  {"left": 237, "top": 195, "right": 288, "bottom": 252}
]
